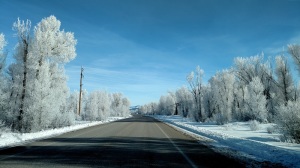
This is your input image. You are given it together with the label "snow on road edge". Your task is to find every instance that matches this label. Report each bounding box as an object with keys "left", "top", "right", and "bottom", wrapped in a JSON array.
[
  {"left": 152, "top": 115, "right": 300, "bottom": 168},
  {"left": 0, "top": 116, "right": 130, "bottom": 149}
]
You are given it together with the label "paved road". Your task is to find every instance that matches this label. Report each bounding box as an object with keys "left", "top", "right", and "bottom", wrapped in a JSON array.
[{"left": 0, "top": 115, "right": 244, "bottom": 167}]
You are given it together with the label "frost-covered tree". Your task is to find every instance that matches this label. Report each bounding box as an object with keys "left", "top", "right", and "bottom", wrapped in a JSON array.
[
  {"left": 234, "top": 55, "right": 274, "bottom": 98},
  {"left": 29, "top": 16, "right": 76, "bottom": 131},
  {"left": 31, "top": 16, "right": 76, "bottom": 131},
  {"left": 85, "top": 91, "right": 98, "bottom": 121},
  {"left": 85, "top": 91, "right": 130, "bottom": 120},
  {"left": 245, "top": 77, "right": 267, "bottom": 122},
  {"left": 0, "top": 33, "right": 7, "bottom": 84},
  {"left": 25, "top": 61, "right": 53, "bottom": 131},
  {"left": 121, "top": 97, "right": 131, "bottom": 116},
  {"left": 8, "top": 18, "right": 32, "bottom": 131},
  {"left": 288, "top": 44, "right": 300, "bottom": 74},
  {"left": 158, "top": 93, "right": 176, "bottom": 115},
  {"left": 78, "top": 89, "right": 88, "bottom": 120},
  {"left": 7, "top": 16, "right": 77, "bottom": 132},
  {"left": 232, "top": 81, "right": 248, "bottom": 121},
  {"left": 138, "top": 102, "right": 158, "bottom": 115},
  {"left": 187, "top": 66, "right": 205, "bottom": 121},
  {"left": 110, "top": 93, "right": 122, "bottom": 116},
  {"left": 67, "top": 91, "right": 79, "bottom": 116},
  {"left": 0, "top": 34, "right": 6, "bottom": 49},
  {"left": 274, "top": 55, "right": 295, "bottom": 106},
  {"left": 138, "top": 105, "right": 147, "bottom": 114},
  {"left": 68, "top": 90, "right": 88, "bottom": 120},
  {"left": 0, "top": 33, "right": 9, "bottom": 121},
  {"left": 110, "top": 93, "right": 130, "bottom": 117},
  {"left": 234, "top": 55, "right": 263, "bottom": 85},
  {"left": 295, "top": 83, "right": 300, "bottom": 102},
  {"left": 0, "top": 33, "right": 7, "bottom": 72},
  {"left": 33, "top": 15, "right": 76, "bottom": 67},
  {"left": 85, "top": 91, "right": 111, "bottom": 121},
  {"left": 49, "top": 64, "right": 75, "bottom": 127},
  {"left": 234, "top": 54, "right": 275, "bottom": 119},
  {"left": 202, "top": 85, "right": 212, "bottom": 119},
  {"left": 175, "top": 86, "right": 193, "bottom": 118},
  {"left": 148, "top": 102, "right": 158, "bottom": 115},
  {"left": 273, "top": 44, "right": 300, "bottom": 143},
  {"left": 209, "top": 70, "right": 235, "bottom": 124},
  {"left": 97, "top": 91, "right": 111, "bottom": 120}
]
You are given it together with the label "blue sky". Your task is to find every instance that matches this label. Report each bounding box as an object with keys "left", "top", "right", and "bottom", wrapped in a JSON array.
[{"left": 1, "top": 0, "right": 300, "bottom": 105}]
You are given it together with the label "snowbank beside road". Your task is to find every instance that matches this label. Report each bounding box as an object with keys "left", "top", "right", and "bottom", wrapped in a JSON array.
[
  {"left": 153, "top": 115, "right": 300, "bottom": 168},
  {"left": 0, "top": 117, "right": 129, "bottom": 148}
]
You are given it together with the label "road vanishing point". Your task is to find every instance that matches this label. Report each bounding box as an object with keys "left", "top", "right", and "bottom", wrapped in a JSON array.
[{"left": 0, "top": 115, "right": 245, "bottom": 167}]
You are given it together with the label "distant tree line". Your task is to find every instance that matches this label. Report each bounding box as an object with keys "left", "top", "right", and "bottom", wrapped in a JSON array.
[
  {"left": 0, "top": 16, "right": 130, "bottom": 133},
  {"left": 139, "top": 48, "right": 300, "bottom": 143},
  {"left": 68, "top": 90, "right": 131, "bottom": 121}
]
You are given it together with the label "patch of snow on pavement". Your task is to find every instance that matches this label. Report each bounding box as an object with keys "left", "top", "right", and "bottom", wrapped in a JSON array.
[{"left": 153, "top": 115, "right": 300, "bottom": 168}]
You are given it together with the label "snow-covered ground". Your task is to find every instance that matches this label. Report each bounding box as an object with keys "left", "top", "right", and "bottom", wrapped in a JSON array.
[
  {"left": 153, "top": 115, "right": 300, "bottom": 168},
  {"left": 1, "top": 115, "right": 299, "bottom": 167},
  {"left": 0, "top": 116, "right": 129, "bottom": 149}
]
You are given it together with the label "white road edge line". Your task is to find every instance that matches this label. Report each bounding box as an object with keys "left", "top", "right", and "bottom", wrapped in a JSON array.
[{"left": 155, "top": 122, "right": 198, "bottom": 168}]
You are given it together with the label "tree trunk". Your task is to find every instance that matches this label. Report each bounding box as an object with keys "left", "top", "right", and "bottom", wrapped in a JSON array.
[{"left": 18, "top": 40, "right": 28, "bottom": 131}]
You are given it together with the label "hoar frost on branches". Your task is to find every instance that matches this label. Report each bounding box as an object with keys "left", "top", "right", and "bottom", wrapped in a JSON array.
[
  {"left": 209, "top": 70, "right": 235, "bottom": 124},
  {"left": 288, "top": 44, "right": 300, "bottom": 74},
  {"left": 84, "top": 91, "right": 131, "bottom": 121},
  {"left": 85, "top": 91, "right": 111, "bottom": 121},
  {"left": 276, "top": 101, "right": 300, "bottom": 143},
  {"left": 274, "top": 44, "right": 300, "bottom": 143},
  {"left": 0, "top": 16, "right": 133, "bottom": 133},
  {"left": 34, "top": 15, "right": 76, "bottom": 65},
  {"left": 0, "top": 33, "right": 7, "bottom": 77},
  {"left": 0, "top": 33, "right": 6, "bottom": 75},
  {"left": 141, "top": 41, "right": 300, "bottom": 143},
  {"left": 6, "top": 16, "right": 77, "bottom": 132},
  {"left": 9, "top": 18, "right": 32, "bottom": 131},
  {"left": 158, "top": 93, "right": 176, "bottom": 115},
  {"left": 110, "top": 93, "right": 131, "bottom": 117},
  {"left": 0, "top": 33, "right": 8, "bottom": 120},
  {"left": 0, "top": 34, "right": 6, "bottom": 50},
  {"left": 274, "top": 55, "right": 295, "bottom": 106},
  {"left": 187, "top": 66, "right": 205, "bottom": 121},
  {"left": 175, "top": 86, "right": 193, "bottom": 118},
  {"left": 234, "top": 55, "right": 275, "bottom": 120},
  {"left": 245, "top": 77, "right": 267, "bottom": 122}
]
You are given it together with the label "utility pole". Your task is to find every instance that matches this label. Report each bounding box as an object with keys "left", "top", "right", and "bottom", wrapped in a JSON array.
[{"left": 78, "top": 66, "right": 84, "bottom": 116}]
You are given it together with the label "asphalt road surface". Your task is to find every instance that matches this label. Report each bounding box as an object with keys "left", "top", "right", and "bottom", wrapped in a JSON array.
[{"left": 0, "top": 115, "right": 245, "bottom": 168}]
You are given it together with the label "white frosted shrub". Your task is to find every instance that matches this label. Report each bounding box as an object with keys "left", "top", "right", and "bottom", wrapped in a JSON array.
[
  {"left": 213, "top": 113, "right": 228, "bottom": 125},
  {"left": 276, "top": 101, "right": 300, "bottom": 143},
  {"left": 249, "top": 120, "right": 260, "bottom": 131},
  {"left": 0, "top": 120, "right": 10, "bottom": 135},
  {"left": 52, "top": 111, "right": 75, "bottom": 128}
]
